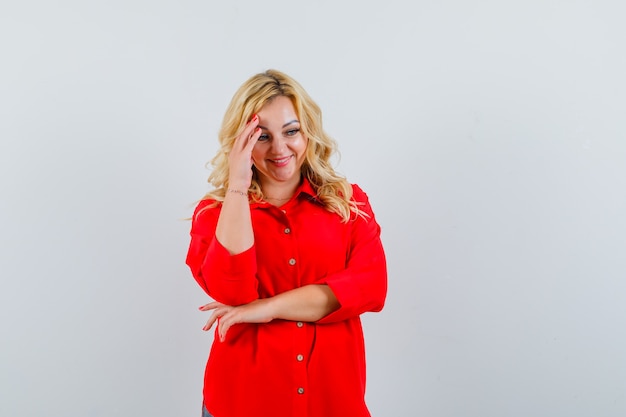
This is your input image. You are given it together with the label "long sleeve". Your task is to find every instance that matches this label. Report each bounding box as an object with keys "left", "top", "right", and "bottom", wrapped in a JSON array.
[
  {"left": 185, "top": 200, "right": 259, "bottom": 305},
  {"left": 316, "top": 185, "right": 387, "bottom": 324}
]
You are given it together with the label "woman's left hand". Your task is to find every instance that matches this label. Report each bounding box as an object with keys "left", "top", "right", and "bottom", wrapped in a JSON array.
[{"left": 199, "top": 299, "right": 275, "bottom": 342}]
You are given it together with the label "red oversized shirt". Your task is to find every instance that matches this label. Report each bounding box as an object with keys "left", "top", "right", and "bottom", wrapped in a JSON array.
[{"left": 186, "top": 179, "right": 387, "bottom": 417}]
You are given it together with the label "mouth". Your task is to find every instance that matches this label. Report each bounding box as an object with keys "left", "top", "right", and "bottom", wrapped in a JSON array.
[{"left": 268, "top": 155, "right": 293, "bottom": 167}]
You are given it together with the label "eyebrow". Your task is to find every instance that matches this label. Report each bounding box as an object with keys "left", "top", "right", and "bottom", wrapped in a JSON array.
[{"left": 258, "top": 120, "right": 300, "bottom": 130}]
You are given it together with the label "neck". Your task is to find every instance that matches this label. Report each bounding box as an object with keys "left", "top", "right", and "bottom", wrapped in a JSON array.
[{"left": 259, "top": 177, "right": 302, "bottom": 202}]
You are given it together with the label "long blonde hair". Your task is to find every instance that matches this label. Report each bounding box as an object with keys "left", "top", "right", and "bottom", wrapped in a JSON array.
[{"left": 204, "top": 69, "right": 362, "bottom": 222}]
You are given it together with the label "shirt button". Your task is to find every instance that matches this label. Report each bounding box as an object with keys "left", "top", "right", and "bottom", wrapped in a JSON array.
[
  {"left": 284, "top": 227, "right": 291, "bottom": 234},
  {"left": 288, "top": 258, "right": 296, "bottom": 266},
  {"left": 296, "top": 322, "right": 304, "bottom": 328},
  {"left": 296, "top": 354, "right": 304, "bottom": 362},
  {"left": 297, "top": 387, "right": 305, "bottom": 395}
]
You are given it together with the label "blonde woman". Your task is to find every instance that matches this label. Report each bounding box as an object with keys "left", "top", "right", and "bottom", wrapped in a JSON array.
[{"left": 186, "top": 69, "right": 387, "bottom": 417}]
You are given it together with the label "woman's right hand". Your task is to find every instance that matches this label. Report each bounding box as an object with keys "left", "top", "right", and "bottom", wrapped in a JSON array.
[{"left": 228, "top": 114, "right": 261, "bottom": 191}]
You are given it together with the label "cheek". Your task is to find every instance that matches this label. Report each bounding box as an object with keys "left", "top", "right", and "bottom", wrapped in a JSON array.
[
  {"left": 251, "top": 145, "right": 264, "bottom": 162},
  {"left": 298, "top": 137, "right": 309, "bottom": 154}
]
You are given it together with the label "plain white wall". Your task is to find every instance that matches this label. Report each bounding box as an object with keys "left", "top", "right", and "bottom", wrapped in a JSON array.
[{"left": 1, "top": 1, "right": 625, "bottom": 416}]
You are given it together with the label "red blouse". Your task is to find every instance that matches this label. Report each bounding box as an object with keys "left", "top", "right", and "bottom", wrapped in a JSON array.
[{"left": 186, "top": 179, "right": 387, "bottom": 417}]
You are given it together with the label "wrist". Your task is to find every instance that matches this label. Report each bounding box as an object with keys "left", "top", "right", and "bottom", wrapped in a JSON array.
[
  {"left": 226, "top": 188, "right": 248, "bottom": 197},
  {"left": 263, "top": 296, "right": 281, "bottom": 321},
  {"left": 227, "top": 181, "right": 249, "bottom": 192}
]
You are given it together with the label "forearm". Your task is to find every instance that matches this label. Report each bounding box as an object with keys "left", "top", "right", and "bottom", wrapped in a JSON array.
[
  {"left": 215, "top": 188, "right": 254, "bottom": 255},
  {"left": 268, "top": 284, "right": 340, "bottom": 322},
  {"left": 201, "top": 284, "right": 340, "bottom": 342}
]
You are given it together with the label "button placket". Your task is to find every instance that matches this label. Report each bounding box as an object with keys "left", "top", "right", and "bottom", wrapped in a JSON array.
[
  {"left": 281, "top": 212, "right": 297, "bottom": 269},
  {"left": 293, "top": 320, "right": 308, "bottom": 409}
]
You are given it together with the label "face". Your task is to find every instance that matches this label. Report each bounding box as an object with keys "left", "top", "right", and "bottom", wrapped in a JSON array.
[{"left": 252, "top": 96, "right": 308, "bottom": 190}]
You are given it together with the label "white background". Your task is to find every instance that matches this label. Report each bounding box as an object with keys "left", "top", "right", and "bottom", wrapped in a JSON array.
[{"left": 1, "top": 1, "right": 625, "bottom": 416}]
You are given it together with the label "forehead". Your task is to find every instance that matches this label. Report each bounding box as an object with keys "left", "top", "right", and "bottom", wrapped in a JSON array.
[{"left": 258, "top": 96, "right": 298, "bottom": 123}]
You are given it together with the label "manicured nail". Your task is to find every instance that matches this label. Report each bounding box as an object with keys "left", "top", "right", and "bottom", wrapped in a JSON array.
[{"left": 250, "top": 114, "right": 257, "bottom": 122}]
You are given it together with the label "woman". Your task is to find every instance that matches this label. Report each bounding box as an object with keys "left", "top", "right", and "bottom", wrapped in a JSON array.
[{"left": 186, "top": 69, "right": 387, "bottom": 417}]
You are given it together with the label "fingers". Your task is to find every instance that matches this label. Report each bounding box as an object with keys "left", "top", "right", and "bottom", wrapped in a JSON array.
[
  {"left": 228, "top": 115, "right": 261, "bottom": 188},
  {"left": 200, "top": 308, "right": 233, "bottom": 342},
  {"left": 199, "top": 299, "right": 272, "bottom": 342},
  {"left": 202, "top": 310, "right": 221, "bottom": 331},
  {"left": 198, "top": 301, "right": 223, "bottom": 311},
  {"left": 217, "top": 313, "right": 237, "bottom": 342},
  {"left": 199, "top": 302, "right": 230, "bottom": 333},
  {"left": 246, "top": 127, "right": 261, "bottom": 151},
  {"left": 215, "top": 300, "right": 271, "bottom": 342},
  {"left": 233, "top": 114, "right": 260, "bottom": 151}
]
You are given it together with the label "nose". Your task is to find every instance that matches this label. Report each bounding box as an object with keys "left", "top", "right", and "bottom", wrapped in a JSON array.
[{"left": 270, "top": 136, "right": 287, "bottom": 154}]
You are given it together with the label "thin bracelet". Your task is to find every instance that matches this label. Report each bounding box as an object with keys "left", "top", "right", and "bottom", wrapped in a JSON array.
[{"left": 227, "top": 188, "right": 248, "bottom": 197}]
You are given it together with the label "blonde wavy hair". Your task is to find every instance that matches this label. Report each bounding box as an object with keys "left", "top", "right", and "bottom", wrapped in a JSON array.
[{"left": 203, "top": 69, "right": 363, "bottom": 222}]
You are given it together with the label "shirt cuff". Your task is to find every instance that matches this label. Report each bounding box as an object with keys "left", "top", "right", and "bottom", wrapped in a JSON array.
[{"left": 206, "top": 237, "right": 257, "bottom": 280}]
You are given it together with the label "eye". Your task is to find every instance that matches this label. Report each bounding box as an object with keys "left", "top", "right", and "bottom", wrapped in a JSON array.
[
  {"left": 285, "top": 128, "right": 300, "bottom": 137},
  {"left": 258, "top": 133, "right": 270, "bottom": 142}
]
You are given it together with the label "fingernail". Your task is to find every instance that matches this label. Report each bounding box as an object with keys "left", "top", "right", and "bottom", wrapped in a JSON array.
[
  {"left": 198, "top": 306, "right": 204, "bottom": 310},
  {"left": 250, "top": 114, "right": 257, "bottom": 122}
]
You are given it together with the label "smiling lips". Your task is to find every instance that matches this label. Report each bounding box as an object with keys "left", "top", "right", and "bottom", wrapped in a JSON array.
[{"left": 268, "top": 155, "right": 293, "bottom": 167}]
